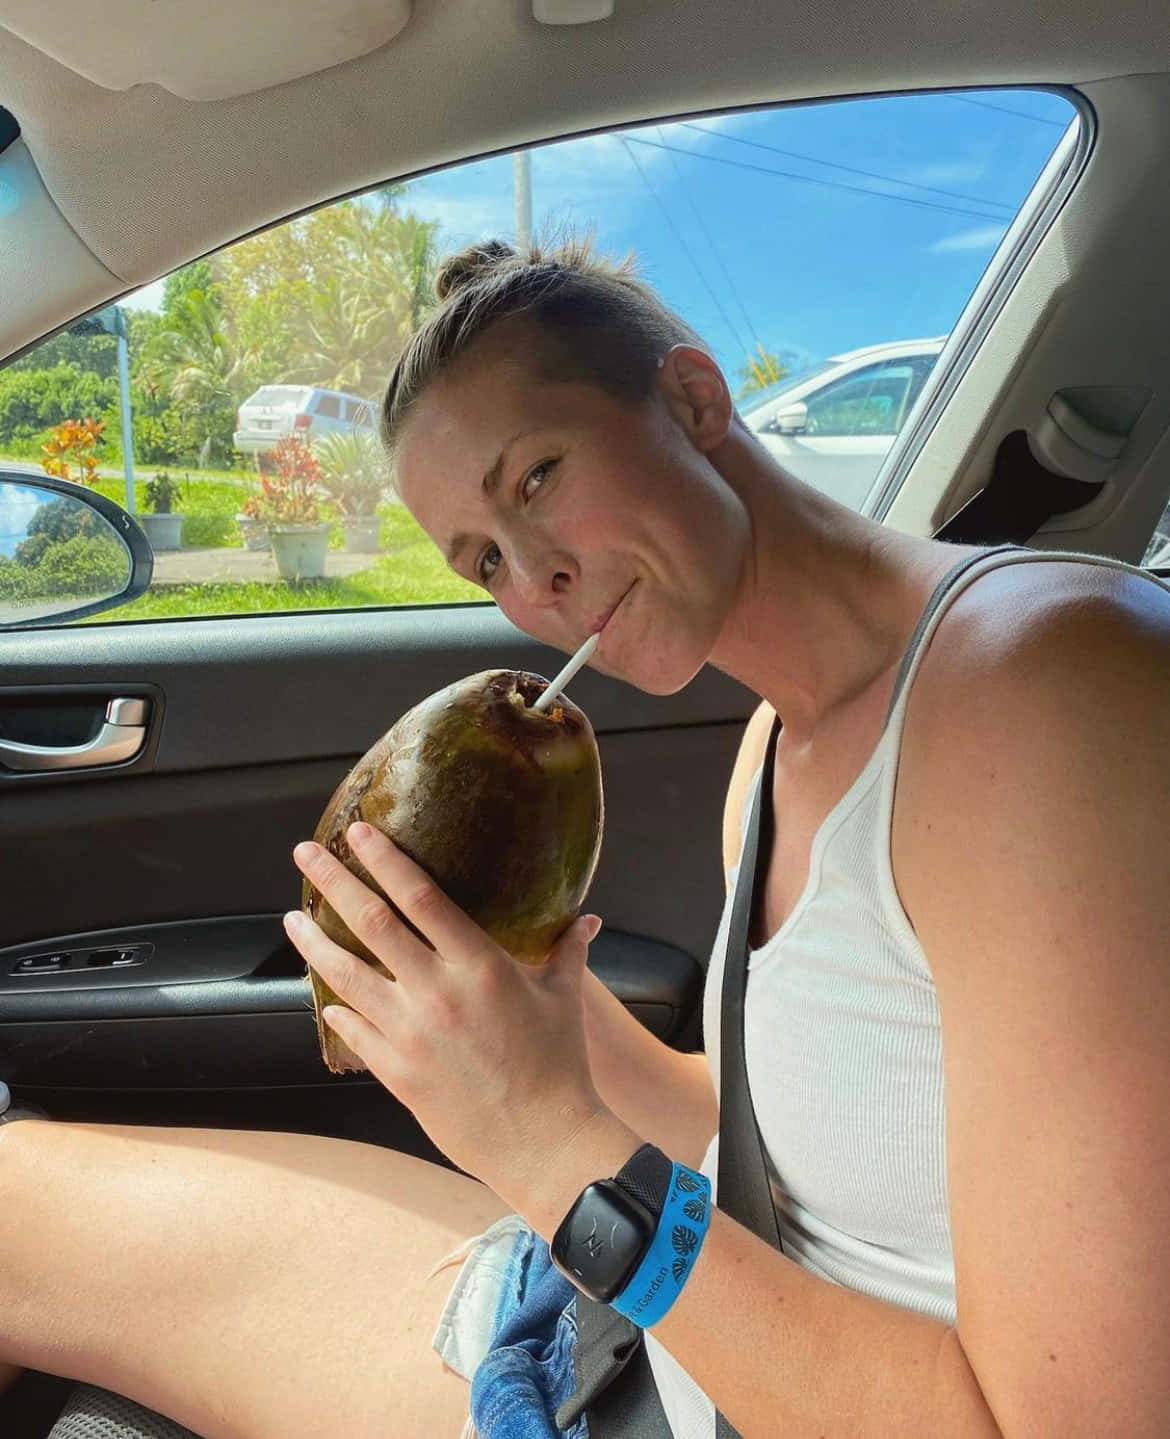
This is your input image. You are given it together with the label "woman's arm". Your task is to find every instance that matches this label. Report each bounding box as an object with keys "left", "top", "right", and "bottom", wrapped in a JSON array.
[{"left": 581, "top": 966, "right": 716, "bottom": 1171}]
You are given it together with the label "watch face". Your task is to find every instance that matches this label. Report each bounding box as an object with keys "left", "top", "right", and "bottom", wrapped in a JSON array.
[{"left": 551, "top": 1181, "right": 657, "bottom": 1303}]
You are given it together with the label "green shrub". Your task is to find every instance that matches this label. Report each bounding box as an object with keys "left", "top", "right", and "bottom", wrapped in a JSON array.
[
  {"left": 0, "top": 532, "right": 128, "bottom": 601},
  {"left": 0, "top": 365, "right": 117, "bottom": 446},
  {"left": 134, "top": 407, "right": 187, "bottom": 465}
]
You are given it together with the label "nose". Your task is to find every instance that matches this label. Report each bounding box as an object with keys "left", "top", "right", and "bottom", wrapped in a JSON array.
[{"left": 509, "top": 538, "right": 575, "bottom": 608}]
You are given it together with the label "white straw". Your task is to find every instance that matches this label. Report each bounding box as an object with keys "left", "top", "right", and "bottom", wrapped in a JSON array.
[{"left": 531, "top": 632, "right": 599, "bottom": 712}]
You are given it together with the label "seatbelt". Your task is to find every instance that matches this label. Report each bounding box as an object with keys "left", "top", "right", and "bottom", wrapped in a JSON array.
[
  {"left": 711, "top": 717, "right": 782, "bottom": 1439},
  {"left": 565, "top": 740, "right": 778, "bottom": 1439}
]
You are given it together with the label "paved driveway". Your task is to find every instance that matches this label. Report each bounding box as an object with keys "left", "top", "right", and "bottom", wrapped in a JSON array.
[{"left": 149, "top": 546, "right": 376, "bottom": 584}]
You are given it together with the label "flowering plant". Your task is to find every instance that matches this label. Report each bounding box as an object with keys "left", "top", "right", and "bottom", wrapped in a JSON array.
[
  {"left": 252, "top": 436, "right": 324, "bottom": 526},
  {"left": 41, "top": 418, "right": 104, "bottom": 484}
]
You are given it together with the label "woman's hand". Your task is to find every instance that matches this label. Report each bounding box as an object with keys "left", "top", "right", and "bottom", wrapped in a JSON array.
[{"left": 285, "top": 820, "right": 616, "bottom": 1216}]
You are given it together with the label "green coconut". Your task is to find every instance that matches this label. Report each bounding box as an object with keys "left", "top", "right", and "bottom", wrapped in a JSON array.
[{"left": 302, "top": 669, "right": 604, "bottom": 1073}]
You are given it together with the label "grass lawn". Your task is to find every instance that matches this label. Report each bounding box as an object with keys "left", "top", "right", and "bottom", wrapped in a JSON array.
[
  {"left": 87, "top": 504, "right": 485, "bottom": 621},
  {"left": 4, "top": 453, "right": 487, "bottom": 622},
  {"left": 92, "top": 473, "right": 254, "bottom": 548}
]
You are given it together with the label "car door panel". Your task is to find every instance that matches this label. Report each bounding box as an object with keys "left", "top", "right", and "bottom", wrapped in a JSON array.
[
  {"left": 0, "top": 604, "right": 753, "bottom": 1142},
  {"left": 0, "top": 927, "right": 699, "bottom": 1088},
  {"left": 0, "top": 605, "right": 744, "bottom": 777}
]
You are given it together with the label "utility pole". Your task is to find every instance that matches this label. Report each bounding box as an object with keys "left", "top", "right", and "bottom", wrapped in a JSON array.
[
  {"left": 115, "top": 324, "right": 136, "bottom": 513},
  {"left": 74, "top": 303, "right": 135, "bottom": 512},
  {"left": 514, "top": 151, "right": 532, "bottom": 248}
]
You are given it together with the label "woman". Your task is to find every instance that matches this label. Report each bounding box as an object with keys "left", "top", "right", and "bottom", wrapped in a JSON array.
[{"left": 2, "top": 239, "right": 1168, "bottom": 1439}]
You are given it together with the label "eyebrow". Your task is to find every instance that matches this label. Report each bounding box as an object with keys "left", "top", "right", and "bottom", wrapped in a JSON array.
[{"left": 444, "top": 429, "right": 535, "bottom": 568}]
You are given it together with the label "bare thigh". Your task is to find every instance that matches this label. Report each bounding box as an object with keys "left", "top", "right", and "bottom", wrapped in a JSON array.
[{"left": 0, "top": 1120, "right": 514, "bottom": 1438}]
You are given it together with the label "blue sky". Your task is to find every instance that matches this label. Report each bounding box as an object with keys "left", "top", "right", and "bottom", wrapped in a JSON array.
[{"left": 130, "top": 87, "right": 1076, "bottom": 389}]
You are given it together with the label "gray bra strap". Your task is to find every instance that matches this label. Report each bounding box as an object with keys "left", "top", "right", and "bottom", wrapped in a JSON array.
[{"left": 884, "top": 545, "right": 1017, "bottom": 726}]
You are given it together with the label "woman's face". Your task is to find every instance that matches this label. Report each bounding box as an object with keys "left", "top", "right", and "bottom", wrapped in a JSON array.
[{"left": 394, "top": 333, "right": 749, "bottom": 695}]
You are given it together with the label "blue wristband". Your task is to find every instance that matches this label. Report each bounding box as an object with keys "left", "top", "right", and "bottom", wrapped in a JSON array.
[{"left": 610, "top": 1161, "right": 712, "bottom": 1327}]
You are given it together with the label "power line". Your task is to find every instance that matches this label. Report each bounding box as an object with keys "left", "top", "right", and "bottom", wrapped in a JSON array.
[
  {"left": 950, "top": 95, "right": 1068, "bottom": 128},
  {"left": 655, "top": 126, "right": 765, "bottom": 355},
  {"left": 623, "top": 132, "right": 1013, "bottom": 223},
  {"left": 618, "top": 136, "right": 749, "bottom": 357},
  {"left": 680, "top": 121, "right": 1015, "bottom": 213}
]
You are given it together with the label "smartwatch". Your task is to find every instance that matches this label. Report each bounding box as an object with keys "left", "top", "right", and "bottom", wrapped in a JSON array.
[{"left": 550, "top": 1142, "right": 673, "bottom": 1304}]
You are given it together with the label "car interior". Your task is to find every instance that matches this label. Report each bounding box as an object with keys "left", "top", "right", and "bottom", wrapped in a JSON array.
[{"left": 2, "top": 0, "right": 1170, "bottom": 1433}]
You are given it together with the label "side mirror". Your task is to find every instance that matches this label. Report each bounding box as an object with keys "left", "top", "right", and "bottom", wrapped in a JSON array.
[
  {"left": 766, "top": 400, "right": 810, "bottom": 436},
  {"left": 0, "top": 471, "right": 153, "bottom": 629}
]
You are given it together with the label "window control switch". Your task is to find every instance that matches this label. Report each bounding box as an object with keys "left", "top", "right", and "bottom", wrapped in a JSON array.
[{"left": 12, "top": 953, "right": 70, "bottom": 974}]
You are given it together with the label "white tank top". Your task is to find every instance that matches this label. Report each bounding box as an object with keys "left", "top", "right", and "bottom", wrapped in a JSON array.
[{"left": 644, "top": 546, "right": 1170, "bottom": 1439}]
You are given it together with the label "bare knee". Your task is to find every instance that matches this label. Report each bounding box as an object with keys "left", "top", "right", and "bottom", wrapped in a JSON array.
[{"left": 0, "top": 1119, "right": 509, "bottom": 1437}]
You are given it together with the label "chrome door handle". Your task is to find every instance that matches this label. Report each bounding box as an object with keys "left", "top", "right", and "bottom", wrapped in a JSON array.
[{"left": 0, "top": 697, "right": 150, "bottom": 773}]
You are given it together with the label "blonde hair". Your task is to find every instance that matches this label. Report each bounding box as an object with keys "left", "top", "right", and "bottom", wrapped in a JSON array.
[{"left": 379, "top": 237, "right": 706, "bottom": 461}]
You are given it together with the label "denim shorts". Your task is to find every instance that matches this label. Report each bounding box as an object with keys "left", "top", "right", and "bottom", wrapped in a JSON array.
[{"left": 430, "top": 1214, "right": 588, "bottom": 1439}]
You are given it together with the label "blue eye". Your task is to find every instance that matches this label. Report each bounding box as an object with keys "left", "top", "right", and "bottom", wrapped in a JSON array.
[
  {"left": 522, "top": 459, "right": 556, "bottom": 499},
  {"left": 477, "top": 543, "right": 502, "bottom": 584},
  {"left": 476, "top": 459, "right": 556, "bottom": 586}
]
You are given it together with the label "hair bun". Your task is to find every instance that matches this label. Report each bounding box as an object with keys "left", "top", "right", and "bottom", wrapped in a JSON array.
[{"left": 435, "top": 240, "right": 518, "bottom": 300}]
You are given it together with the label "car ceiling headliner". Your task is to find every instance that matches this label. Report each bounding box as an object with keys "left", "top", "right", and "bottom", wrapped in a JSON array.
[{"left": 1, "top": 0, "right": 1168, "bottom": 302}]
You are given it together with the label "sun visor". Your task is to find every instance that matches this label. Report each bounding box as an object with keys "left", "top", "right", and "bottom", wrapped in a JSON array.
[{"left": 0, "top": 0, "right": 412, "bottom": 101}]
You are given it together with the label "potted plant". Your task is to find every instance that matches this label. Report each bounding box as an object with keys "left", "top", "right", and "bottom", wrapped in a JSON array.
[
  {"left": 314, "top": 428, "right": 387, "bottom": 553},
  {"left": 254, "top": 435, "right": 330, "bottom": 581},
  {"left": 137, "top": 471, "right": 185, "bottom": 551},
  {"left": 236, "top": 490, "right": 270, "bottom": 551}
]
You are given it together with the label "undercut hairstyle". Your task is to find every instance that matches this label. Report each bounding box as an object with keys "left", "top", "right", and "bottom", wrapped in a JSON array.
[{"left": 379, "top": 237, "right": 708, "bottom": 465}]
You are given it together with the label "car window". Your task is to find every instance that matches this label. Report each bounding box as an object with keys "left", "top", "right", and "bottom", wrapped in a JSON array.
[
  {"left": 0, "top": 87, "right": 1078, "bottom": 626},
  {"left": 803, "top": 360, "right": 919, "bottom": 437},
  {"left": 738, "top": 360, "right": 837, "bottom": 417},
  {"left": 252, "top": 386, "right": 306, "bottom": 407},
  {"left": 1142, "top": 504, "right": 1170, "bottom": 569}
]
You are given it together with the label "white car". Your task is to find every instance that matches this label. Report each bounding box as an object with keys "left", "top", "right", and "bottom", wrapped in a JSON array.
[
  {"left": 741, "top": 338, "right": 945, "bottom": 510},
  {"left": 232, "top": 385, "right": 374, "bottom": 456}
]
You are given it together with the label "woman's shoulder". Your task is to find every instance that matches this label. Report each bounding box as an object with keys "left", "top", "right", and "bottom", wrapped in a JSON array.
[
  {"left": 914, "top": 551, "right": 1170, "bottom": 715},
  {"left": 894, "top": 550, "right": 1170, "bottom": 971}
]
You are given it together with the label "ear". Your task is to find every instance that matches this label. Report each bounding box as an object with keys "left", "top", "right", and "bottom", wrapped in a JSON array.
[{"left": 658, "top": 344, "right": 734, "bottom": 452}]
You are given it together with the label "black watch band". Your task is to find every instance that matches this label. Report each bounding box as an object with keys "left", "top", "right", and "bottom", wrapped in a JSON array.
[{"left": 613, "top": 1142, "right": 673, "bottom": 1219}]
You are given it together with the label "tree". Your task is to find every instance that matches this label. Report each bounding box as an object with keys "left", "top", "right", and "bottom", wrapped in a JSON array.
[
  {"left": 7, "top": 327, "right": 117, "bottom": 380},
  {"left": 737, "top": 343, "right": 790, "bottom": 399},
  {"left": 139, "top": 288, "right": 244, "bottom": 462},
  {"left": 214, "top": 196, "right": 440, "bottom": 398}
]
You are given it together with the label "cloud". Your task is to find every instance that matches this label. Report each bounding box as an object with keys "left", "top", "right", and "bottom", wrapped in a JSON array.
[
  {"left": 900, "top": 160, "right": 990, "bottom": 188},
  {"left": 407, "top": 186, "right": 515, "bottom": 250},
  {"left": 928, "top": 224, "right": 1007, "bottom": 254},
  {"left": 406, "top": 130, "right": 667, "bottom": 253}
]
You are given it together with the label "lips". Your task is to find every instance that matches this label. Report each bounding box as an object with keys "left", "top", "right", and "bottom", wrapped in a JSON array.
[{"left": 589, "top": 581, "right": 636, "bottom": 640}]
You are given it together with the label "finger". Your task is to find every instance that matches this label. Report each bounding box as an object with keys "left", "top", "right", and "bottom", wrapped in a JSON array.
[
  {"left": 346, "top": 822, "right": 499, "bottom": 965},
  {"left": 543, "top": 913, "right": 602, "bottom": 984},
  {"left": 320, "top": 1003, "right": 382, "bottom": 1072},
  {"left": 283, "top": 909, "right": 398, "bottom": 1030},
  {"left": 293, "top": 839, "right": 430, "bottom": 979}
]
